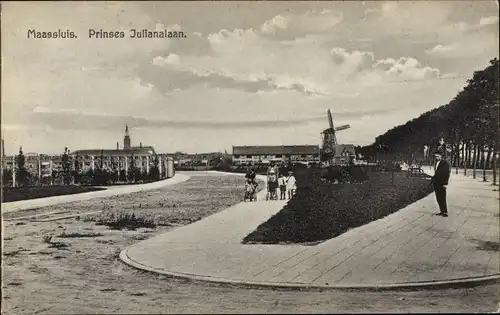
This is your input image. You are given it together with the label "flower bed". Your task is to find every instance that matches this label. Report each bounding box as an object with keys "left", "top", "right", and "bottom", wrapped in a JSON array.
[{"left": 242, "top": 168, "right": 433, "bottom": 244}]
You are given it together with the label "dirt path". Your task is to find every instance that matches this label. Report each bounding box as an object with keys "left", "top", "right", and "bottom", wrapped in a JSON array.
[{"left": 2, "top": 172, "right": 499, "bottom": 314}]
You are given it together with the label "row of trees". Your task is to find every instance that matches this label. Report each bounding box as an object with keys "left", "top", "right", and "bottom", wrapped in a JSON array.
[
  {"left": 360, "top": 58, "right": 499, "bottom": 184},
  {"left": 3, "top": 147, "right": 165, "bottom": 187}
]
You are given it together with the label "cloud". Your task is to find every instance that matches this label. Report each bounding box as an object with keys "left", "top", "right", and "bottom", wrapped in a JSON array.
[
  {"left": 138, "top": 62, "right": 275, "bottom": 94},
  {"left": 354, "top": 1, "right": 497, "bottom": 49},
  {"left": 374, "top": 57, "right": 440, "bottom": 80},
  {"left": 422, "top": 13, "right": 498, "bottom": 61},
  {"left": 364, "top": 8, "right": 379, "bottom": 15},
  {"left": 359, "top": 2, "right": 451, "bottom": 37},
  {"left": 149, "top": 27, "right": 441, "bottom": 96},
  {"left": 438, "top": 72, "right": 459, "bottom": 79},
  {"left": 260, "top": 15, "right": 289, "bottom": 33},
  {"left": 330, "top": 47, "right": 375, "bottom": 74},
  {"left": 425, "top": 43, "right": 460, "bottom": 55},
  {"left": 260, "top": 10, "right": 343, "bottom": 36},
  {"left": 480, "top": 16, "right": 499, "bottom": 26},
  {"left": 153, "top": 53, "right": 181, "bottom": 66},
  {"left": 425, "top": 36, "right": 498, "bottom": 58}
]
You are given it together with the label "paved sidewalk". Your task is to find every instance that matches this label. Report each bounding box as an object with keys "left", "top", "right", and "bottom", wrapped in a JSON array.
[
  {"left": 2, "top": 174, "right": 190, "bottom": 213},
  {"left": 122, "top": 171, "right": 499, "bottom": 288}
]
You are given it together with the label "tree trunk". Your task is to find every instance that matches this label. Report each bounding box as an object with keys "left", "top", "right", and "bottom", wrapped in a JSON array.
[
  {"left": 493, "top": 151, "right": 498, "bottom": 186},
  {"left": 461, "top": 142, "right": 465, "bottom": 168},
  {"left": 472, "top": 143, "right": 477, "bottom": 179},
  {"left": 467, "top": 143, "right": 472, "bottom": 169},
  {"left": 462, "top": 142, "right": 469, "bottom": 176},
  {"left": 486, "top": 145, "right": 493, "bottom": 169},
  {"left": 478, "top": 146, "right": 483, "bottom": 169},
  {"left": 450, "top": 144, "right": 456, "bottom": 167},
  {"left": 481, "top": 144, "right": 487, "bottom": 182},
  {"left": 455, "top": 143, "right": 461, "bottom": 174}
]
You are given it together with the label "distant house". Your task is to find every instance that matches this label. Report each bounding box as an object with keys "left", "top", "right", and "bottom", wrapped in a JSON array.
[
  {"left": 330, "top": 144, "right": 356, "bottom": 165},
  {"left": 167, "top": 152, "right": 220, "bottom": 167},
  {"left": 1, "top": 153, "right": 61, "bottom": 178},
  {"left": 232, "top": 145, "right": 320, "bottom": 166}
]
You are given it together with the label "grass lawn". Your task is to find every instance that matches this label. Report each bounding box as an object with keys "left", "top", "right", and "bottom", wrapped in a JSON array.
[
  {"left": 243, "top": 169, "right": 434, "bottom": 245},
  {"left": 2, "top": 186, "right": 107, "bottom": 203},
  {"left": 85, "top": 173, "right": 265, "bottom": 229}
]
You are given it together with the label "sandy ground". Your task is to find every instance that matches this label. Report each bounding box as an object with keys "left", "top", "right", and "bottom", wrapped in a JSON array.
[{"left": 2, "top": 172, "right": 499, "bottom": 314}]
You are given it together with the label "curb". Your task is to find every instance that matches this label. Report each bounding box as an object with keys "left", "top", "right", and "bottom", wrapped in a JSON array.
[{"left": 119, "top": 248, "right": 500, "bottom": 292}]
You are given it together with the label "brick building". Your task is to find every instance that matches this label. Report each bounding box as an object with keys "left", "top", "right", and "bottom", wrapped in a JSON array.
[{"left": 232, "top": 145, "right": 320, "bottom": 166}]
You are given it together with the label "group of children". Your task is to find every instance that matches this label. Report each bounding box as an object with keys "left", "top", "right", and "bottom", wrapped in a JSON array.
[
  {"left": 244, "top": 168, "right": 296, "bottom": 202},
  {"left": 267, "top": 170, "right": 296, "bottom": 200}
]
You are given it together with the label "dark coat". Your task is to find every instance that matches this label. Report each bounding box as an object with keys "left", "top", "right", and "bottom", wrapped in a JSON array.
[
  {"left": 431, "top": 160, "right": 450, "bottom": 186},
  {"left": 245, "top": 171, "right": 256, "bottom": 181}
]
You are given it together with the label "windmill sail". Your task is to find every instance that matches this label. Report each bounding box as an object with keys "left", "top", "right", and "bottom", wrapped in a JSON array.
[
  {"left": 335, "top": 124, "right": 350, "bottom": 131},
  {"left": 327, "top": 109, "right": 334, "bottom": 129}
]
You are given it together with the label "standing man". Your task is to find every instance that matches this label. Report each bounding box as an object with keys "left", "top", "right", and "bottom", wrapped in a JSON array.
[{"left": 431, "top": 150, "right": 451, "bottom": 217}]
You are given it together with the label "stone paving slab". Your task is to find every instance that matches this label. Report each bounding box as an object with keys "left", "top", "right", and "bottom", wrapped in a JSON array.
[
  {"left": 2, "top": 174, "right": 191, "bottom": 213},
  {"left": 122, "top": 171, "right": 499, "bottom": 289}
]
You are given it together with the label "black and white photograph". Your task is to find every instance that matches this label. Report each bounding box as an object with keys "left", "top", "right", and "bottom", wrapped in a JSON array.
[{"left": 1, "top": 1, "right": 499, "bottom": 313}]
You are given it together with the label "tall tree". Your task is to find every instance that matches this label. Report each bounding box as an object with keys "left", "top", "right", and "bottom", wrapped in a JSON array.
[
  {"left": 74, "top": 152, "right": 81, "bottom": 184},
  {"left": 110, "top": 156, "right": 118, "bottom": 183},
  {"left": 61, "top": 147, "right": 72, "bottom": 185},
  {"left": 15, "top": 146, "right": 29, "bottom": 187},
  {"left": 127, "top": 153, "right": 137, "bottom": 183}
]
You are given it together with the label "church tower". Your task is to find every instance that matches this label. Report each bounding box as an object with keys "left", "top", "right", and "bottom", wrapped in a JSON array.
[{"left": 124, "top": 125, "right": 131, "bottom": 150}]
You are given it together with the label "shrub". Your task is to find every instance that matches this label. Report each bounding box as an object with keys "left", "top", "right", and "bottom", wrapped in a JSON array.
[
  {"left": 88, "top": 211, "right": 156, "bottom": 230},
  {"left": 321, "top": 165, "right": 370, "bottom": 183},
  {"left": 42, "top": 234, "right": 53, "bottom": 244},
  {"left": 58, "top": 231, "right": 103, "bottom": 238}
]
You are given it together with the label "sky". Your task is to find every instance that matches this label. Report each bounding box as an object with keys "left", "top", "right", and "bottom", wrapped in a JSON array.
[{"left": 2, "top": 1, "right": 499, "bottom": 155}]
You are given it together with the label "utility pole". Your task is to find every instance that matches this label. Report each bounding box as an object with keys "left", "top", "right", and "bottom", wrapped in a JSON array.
[
  {"left": 12, "top": 155, "right": 16, "bottom": 188},
  {"left": 38, "top": 155, "right": 42, "bottom": 184}
]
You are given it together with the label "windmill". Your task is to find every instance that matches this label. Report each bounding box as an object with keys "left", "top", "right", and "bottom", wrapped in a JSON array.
[{"left": 321, "top": 109, "right": 350, "bottom": 164}]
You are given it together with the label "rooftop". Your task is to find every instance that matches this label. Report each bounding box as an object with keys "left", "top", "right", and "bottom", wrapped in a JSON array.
[
  {"left": 233, "top": 145, "right": 320, "bottom": 155},
  {"left": 71, "top": 146, "right": 156, "bottom": 156},
  {"left": 333, "top": 144, "right": 356, "bottom": 156}
]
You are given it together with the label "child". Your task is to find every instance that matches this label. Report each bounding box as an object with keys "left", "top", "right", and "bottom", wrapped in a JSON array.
[
  {"left": 251, "top": 179, "right": 259, "bottom": 201},
  {"left": 278, "top": 173, "right": 287, "bottom": 200},
  {"left": 244, "top": 178, "right": 256, "bottom": 202},
  {"left": 286, "top": 171, "right": 297, "bottom": 200},
  {"left": 267, "top": 169, "right": 278, "bottom": 200}
]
